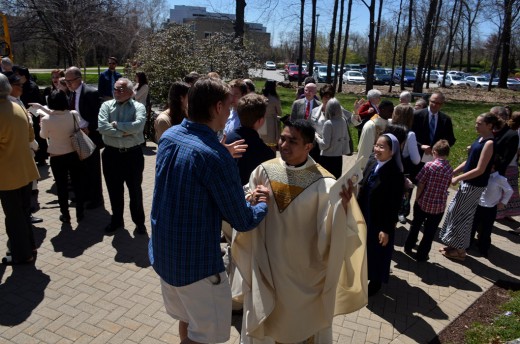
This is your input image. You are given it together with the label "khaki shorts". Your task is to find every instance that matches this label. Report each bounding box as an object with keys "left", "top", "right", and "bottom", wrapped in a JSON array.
[{"left": 160, "top": 272, "right": 231, "bottom": 343}]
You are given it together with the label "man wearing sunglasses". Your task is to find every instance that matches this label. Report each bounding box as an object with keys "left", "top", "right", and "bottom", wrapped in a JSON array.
[
  {"left": 64, "top": 66, "right": 104, "bottom": 210},
  {"left": 98, "top": 57, "right": 121, "bottom": 101},
  {"left": 98, "top": 78, "right": 146, "bottom": 235}
]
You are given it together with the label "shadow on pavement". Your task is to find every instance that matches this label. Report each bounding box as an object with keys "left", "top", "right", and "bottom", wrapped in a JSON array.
[
  {"left": 368, "top": 275, "right": 448, "bottom": 344},
  {"left": 393, "top": 250, "right": 482, "bottom": 291},
  {"left": 142, "top": 145, "right": 156, "bottom": 156},
  {"left": 111, "top": 227, "right": 150, "bottom": 268},
  {"left": 0, "top": 265, "right": 50, "bottom": 326},
  {"left": 50, "top": 210, "right": 109, "bottom": 258}
]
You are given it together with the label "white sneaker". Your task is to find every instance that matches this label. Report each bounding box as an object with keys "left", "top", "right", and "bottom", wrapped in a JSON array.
[{"left": 398, "top": 215, "right": 406, "bottom": 224}]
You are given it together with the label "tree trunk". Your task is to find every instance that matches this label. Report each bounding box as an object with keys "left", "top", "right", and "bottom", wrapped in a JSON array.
[
  {"left": 309, "top": 0, "right": 317, "bottom": 77},
  {"left": 399, "top": 0, "right": 413, "bottom": 90},
  {"left": 235, "top": 0, "right": 246, "bottom": 47},
  {"left": 298, "top": 0, "right": 305, "bottom": 85},
  {"left": 327, "top": 0, "right": 339, "bottom": 84},
  {"left": 334, "top": 0, "right": 345, "bottom": 89},
  {"left": 413, "top": 0, "right": 438, "bottom": 92},
  {"left": 365, "top": 0, "right": 376, "bottom": 93},
  {"left": 441, "top": 0, "right": 463, "bottom": 85},
  {"left": 374, "top": 0, "right": 384, "bottom": 62},
  {"left": 338, "top": 0, "right": 353, "bottom": 93},
  {"left": 499, "top": 0, "right": 513, "bottom": 88},
  {"left": 388, "top": 0, "right": 403, "bottom": 93}
]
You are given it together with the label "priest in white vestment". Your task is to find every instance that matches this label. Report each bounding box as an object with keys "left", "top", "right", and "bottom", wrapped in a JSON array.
[{"left": 232, "top": 120, "right": 368, "bottom": 344}]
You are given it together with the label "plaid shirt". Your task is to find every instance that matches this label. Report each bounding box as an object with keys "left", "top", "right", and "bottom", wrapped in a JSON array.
[
  {"left": 149, "top": 119, "right": 268, "bottom": 287},
  {"left": 416, "top": 158, "right": 453, "bottom": 214}
]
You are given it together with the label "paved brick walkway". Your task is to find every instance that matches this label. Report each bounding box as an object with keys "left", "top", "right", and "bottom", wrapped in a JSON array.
[{"left": 1, "top": 144, "right": 519, "bottom": 343}]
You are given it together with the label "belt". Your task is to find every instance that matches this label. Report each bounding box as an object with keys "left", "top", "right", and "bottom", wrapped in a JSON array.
[{"left": 105, "top": 145, "right": 141, "bottom": 153}]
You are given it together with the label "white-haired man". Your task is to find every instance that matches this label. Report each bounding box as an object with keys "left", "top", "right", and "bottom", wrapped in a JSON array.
[
  {"left": 400, "top": 91, "right": 412, "bottom": 105},
  {"left": 356, "top": 89, "right": 382, "bottom": 138},
  {"left": 98, "top": 78, "right": 147, "bottom": 234}
]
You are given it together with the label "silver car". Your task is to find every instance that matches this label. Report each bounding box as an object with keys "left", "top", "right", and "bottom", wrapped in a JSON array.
[
  {"left": 342, "top": 71, "right": 366, "bottom": 84},
  {"left": 437, "top": 74, "right": 466, "bottom": 87},
  {"left": 465, "top": 76, "right": 491, "bottom": 88}
]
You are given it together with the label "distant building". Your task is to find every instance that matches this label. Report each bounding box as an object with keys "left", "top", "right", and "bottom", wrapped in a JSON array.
[{"left": 170, "top": 5, "right": 271, "bottom": 48}]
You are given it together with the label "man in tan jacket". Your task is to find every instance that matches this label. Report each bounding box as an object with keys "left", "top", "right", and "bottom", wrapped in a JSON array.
[{"left": 0, "top": 73, "right": 40, "bottom": 265}]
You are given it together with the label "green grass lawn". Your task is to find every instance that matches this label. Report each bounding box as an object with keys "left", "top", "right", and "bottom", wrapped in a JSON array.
[
  {"left": 464, "top": 289, "right": 520, "bottom": 344},
  {"left": 262, "top": 81, "right": 488, "bottom": 167}
]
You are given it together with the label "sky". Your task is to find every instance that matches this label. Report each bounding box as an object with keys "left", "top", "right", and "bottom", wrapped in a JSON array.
[{"left": 168, "top": 0, "right": 497, "bottom": 47}]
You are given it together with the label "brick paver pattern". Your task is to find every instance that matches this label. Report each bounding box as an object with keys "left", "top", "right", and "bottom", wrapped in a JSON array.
[{"left": 1, "top": 145, "right": 519, "bottom": 344}]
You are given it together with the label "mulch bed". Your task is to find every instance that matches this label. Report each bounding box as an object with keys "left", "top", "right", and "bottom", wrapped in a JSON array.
[{"left": 431, "top": 280, "right": 520, "bottom": 344}]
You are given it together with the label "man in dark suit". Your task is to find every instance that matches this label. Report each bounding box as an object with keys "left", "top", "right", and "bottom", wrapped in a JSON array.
[
  {"left": 65, "top": 67, "right": 103, "bottom": 209},
  {"left": 290, "top": 83, "right": 320, "bottom": 121},
  {"left": 412, "top": 91, "right": 456, "bottom": 162}
]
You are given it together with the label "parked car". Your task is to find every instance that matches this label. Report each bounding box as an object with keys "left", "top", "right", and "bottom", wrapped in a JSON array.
[
  {"left": 393, "top": 69, "right": 416, "bottom": 86},
  {"left": 264, "top": 61, "right": 276, "bottom": 70},
  {"left": 344, "top": 63, "right": 362, "bottom": 71},
  {"left": 285, "top": 65, "right": 308, "bottom": 82},
  {"left": 284, "top": 63, "right": 295, "bottom": 73},
  {"left": 465, "top": 75, "right": 491, "bottom": 88},
  {"left": 437, "top": 74, "right": 466, "bottom": 87},
  {"left": 313, "top": 65, "right": 335, "bottom": 83},
  {"left": 429, "top": 70, "right": 444, "bottom": 83},
  {"left": 507, "top": 78, "right": 520, "bottom": 91},
  {"left": 492, "top": 78, "right": 520, "bottom": 91},
  {"left": 342, "top": 71, "right": 366, "bottom": 84},
  {"left": 361, "top": 67, "right": 393, "bottom": 85},
  {"left": 447, "top": 70, "right": 465, "bottom": 78}
]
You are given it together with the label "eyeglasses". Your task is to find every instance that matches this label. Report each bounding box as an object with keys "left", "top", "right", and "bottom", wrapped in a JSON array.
[
  {"left": 64, "top": 77, "right": 80, "bottom": 84},
  {"left": 113, "top": 86, "right": 126, "bottom": 92}
]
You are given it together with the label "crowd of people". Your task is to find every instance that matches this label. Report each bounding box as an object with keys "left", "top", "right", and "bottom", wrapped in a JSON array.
[{"left": 2, "top": 56, "right": 520, "bottom": 343}]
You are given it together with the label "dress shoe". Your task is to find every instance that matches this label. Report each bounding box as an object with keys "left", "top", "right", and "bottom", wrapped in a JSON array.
[
  {"left": 77, "top": 213, "right": 85, "bottom": 222},
  {"left": 368, "top": 281, "right": 382, "bottom": 297},
  {"left": 59, "top": 214, "right": 71, "bottom": 223},
  {"left": 403, "top": 248, "right": 415, "bottom": 258},
  {"left": 135, "top": 224, "right": 147, "bottom": 235},
  {"left": 30, "top": 215, "right": 43, "bottom": 224},
  {"left": 105, "top": 223, "right": 124, "bottom": 233},
  {"left": 398, "top": 214, "right": 407, "bottom": 224},
  {"left": 416, "top": 255, "right": 430, "bottom": 262},
  {"left": 86, "top": 200, "right": 103, "bottom": 209}
]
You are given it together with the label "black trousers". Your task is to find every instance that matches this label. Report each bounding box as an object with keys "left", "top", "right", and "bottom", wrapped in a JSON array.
[
  {"left": 0, "top": 182, "right": 35, "bottom": 261},
  {"left": 102, "top": 146, "right": 145, "bottom": 227},
  {"left": 320, "top": 155, "right": 343, "bottom": 179},
  {"left": 82, "top": 146, "right": 103, "bottom": 203},
  {"left": 32, "top": 114, "right": 48, "bottom": 163},
  {"left": 404, "top": 203, "right": 444, "bottom": 260},
  {"left": 50, "top": 152, "right": 84, "bottom": 217},
  {"left": 471, "top": 205, "right": 497, "bottom": 255}
]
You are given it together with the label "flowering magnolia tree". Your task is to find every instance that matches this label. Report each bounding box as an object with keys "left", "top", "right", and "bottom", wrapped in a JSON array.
[{"left": 134, "top": 24, "right": 261, "bottom": 105}]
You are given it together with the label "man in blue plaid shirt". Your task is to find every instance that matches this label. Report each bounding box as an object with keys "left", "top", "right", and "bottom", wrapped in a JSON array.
[{"left": 149, "top": 77, "right": 269, "bottom": 344}]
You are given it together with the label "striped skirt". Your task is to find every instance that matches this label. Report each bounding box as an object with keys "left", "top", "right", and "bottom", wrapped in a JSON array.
[
  {"left": 439, "top": 182, "right": 485, "bottom": 249},
  {"left": 496, "top": 164, "right": 520, "bottom": 219}
]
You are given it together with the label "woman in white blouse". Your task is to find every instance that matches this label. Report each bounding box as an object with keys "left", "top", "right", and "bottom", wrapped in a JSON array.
[
  {"left": 40, "top": 91, "right": 85, "bottom": 223},
  {"left": 133, "top": 72, "right": 149, "bottom": 106}
]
